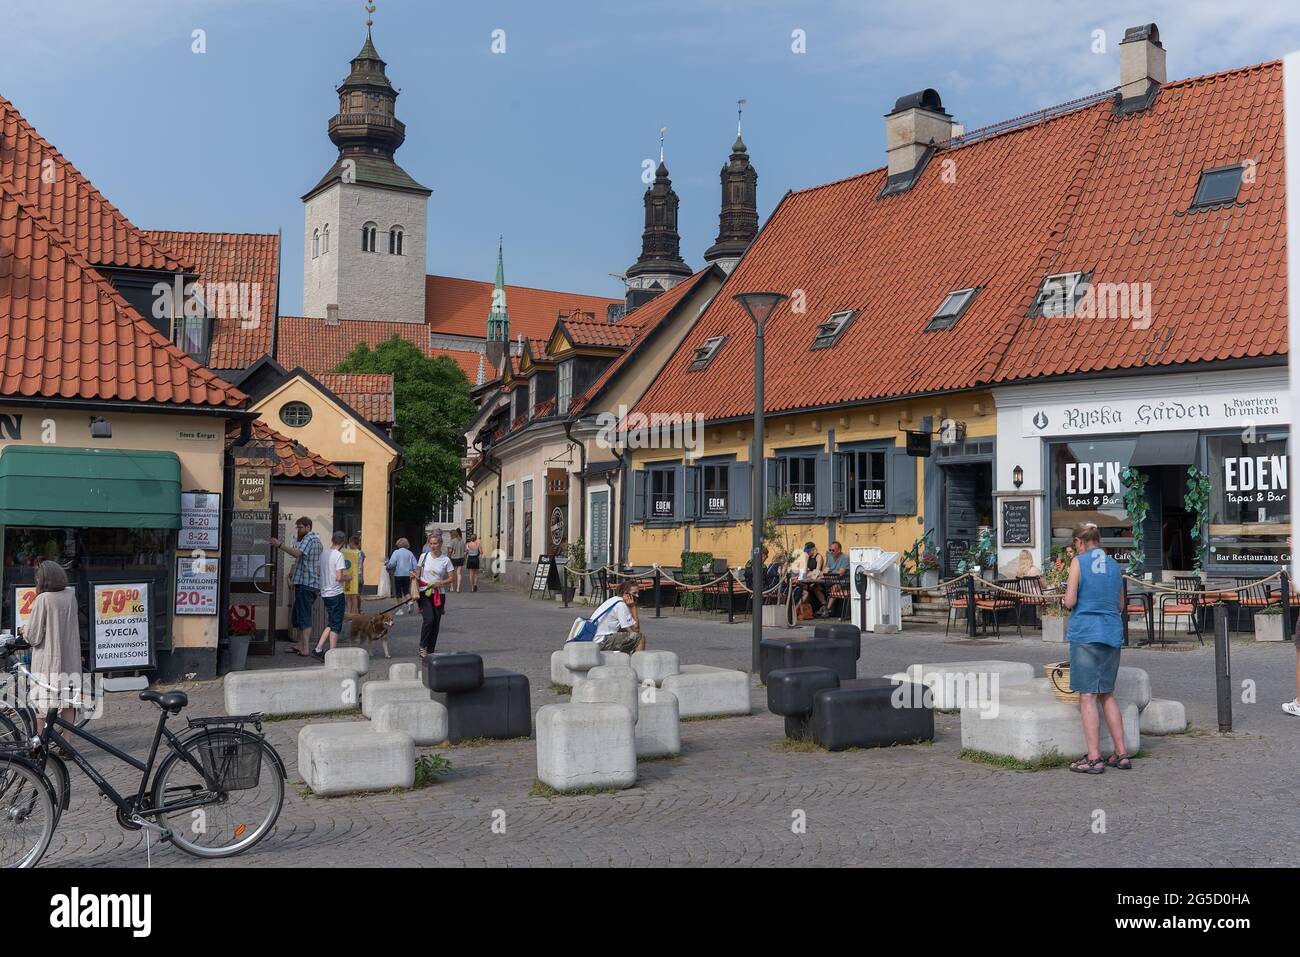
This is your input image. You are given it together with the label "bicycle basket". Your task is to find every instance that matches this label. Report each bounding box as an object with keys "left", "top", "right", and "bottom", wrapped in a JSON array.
[{"left": 196, "top": 732, "right": 263, "bottom": 791}]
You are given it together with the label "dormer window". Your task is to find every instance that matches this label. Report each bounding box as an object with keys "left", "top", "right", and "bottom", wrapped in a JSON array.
[
  {"left": 1191, "top": 164, "right": 1244, "bottom": 210},
  {"left": 557, "top": 360, "right": 574, "bottom": 415},
  {"left": 361, "top": 222, "right": 378, "bottom": 252},
  {"left": 389, "top": 226, "right": 404, "bottom": 255},
  {"left": 1031, "top": 273, "right": 1088, "bottom": 318},
  {"left": 688, "top": 336, "right": 726, "bottom": 371},
  {"left": 924, "top": 288, "right": 979, "bottom": 332},
  {"left": 811, "top": 310, "right": 857, "bottom": 349},
  {"left": 528, "top": 377, "right": 537, "bottom": 419}
]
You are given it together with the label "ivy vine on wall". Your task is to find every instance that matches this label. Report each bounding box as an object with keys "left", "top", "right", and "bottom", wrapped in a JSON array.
[
  {"left": 1121, "top": 467, "right": 1149, "bottom": 577},
  {"left": 1184, "top": 466, "right": 1212, "bottom": 573}
]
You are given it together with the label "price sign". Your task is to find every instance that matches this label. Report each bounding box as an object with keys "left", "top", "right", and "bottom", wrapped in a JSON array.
[
  {"left": 175, "top": 557, "right": 219, "bottom": 616},
  {"left": 90, "top": 583, "right": 152, "bottom": 671},
  {"left": 13, "top": 586, "right": 37, "bottom": 632},
  {"left": 180, "top": 491, "right": 221, "bottom": 550}
]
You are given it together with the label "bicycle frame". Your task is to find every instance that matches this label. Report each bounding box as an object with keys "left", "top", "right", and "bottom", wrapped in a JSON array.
[{"left": 34, "top": 708, "right": 215, "bottom": 821}]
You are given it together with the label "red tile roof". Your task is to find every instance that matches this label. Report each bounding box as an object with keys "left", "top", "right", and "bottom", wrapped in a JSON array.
[
  {"left": 317, "top": 372, "right": 395, "bottom": 424},
  {"left": 425, "top": 274, "right": 620, "bottom": 341},
  {"left": 228, "top": 420, "right": 344, "bottom": 481},
  {"left": 144, "top": 231, "right": 280, "bottom": 370},
  {"left": 0, "top": 95, "right": 190, "bottom": 273},
  {"left": 633, "top": 62, "right": 1286, "bottom": 422},
  {"left": 434, "top": 348, "right": 494, "bottom": 381},
  {"left": 0, "top": 179, "right": 246, "bottom": 409},
  {"left": 557, "top": 317, "right": 639, "bottom": 349},
  {"left": 276, "top": 316, "right": 490, "bottom": 382}
]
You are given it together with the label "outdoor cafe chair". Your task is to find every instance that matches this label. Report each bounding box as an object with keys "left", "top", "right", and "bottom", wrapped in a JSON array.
[{"left": 1159, "top": 576, "right": 1207, "bottom": 646}]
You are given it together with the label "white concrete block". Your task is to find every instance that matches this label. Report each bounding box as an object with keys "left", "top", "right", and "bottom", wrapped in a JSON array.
[
  {"left": 361, "top": 678, "right": 430, "bottom": 718},
  {"left": 661, "top": 667, "right": 751, "bottom": 718},
  {"left": 901, "top": 660, "right": 1035, "bottom": 711},
  {"left": 389, "top": 662, "right": 418, "bottom": 682},
  {"left": 373, "top": 699, "right": 449, "bottom": 746},
  {"left": 224, "top": 667, "right": 357, "bottom": 716},
  {"left": 324, "top": 647, "right": 369, "bottom": 679},
  {"left": 1114, "top": 666, "right": 1152, "bottom": 711},
  {"left": 960, "top": 691, "right": 1139, "bottom": 762},
  {"left": 572, "top": 672, "right": 639, "bottom": 723},
  {"left": 599, "top": 650, "right": 630, "bottom": 668},
  {"left": 635, "top": 688, "right": 680, "bottom": 758},
  {"left": 586, "top": 664, "right": 637, "bottom": 683},
  {"left": 298, "top": 723, "right": 415, "bottom": 796},
  {"left": 550, "top": 650, "right": 583, "bottom": 688},
  {"left": 1139, "top": 697, "right": 1187, "bottom": 735},
  {"left": 535, "top": 703, "right": 636, "bottom": 792},
  {"left": 631, "top": 650, "right": 679, "bottom": 684},
  {"left": 563, "top": 642, "right": 603, "bottom": 670}
]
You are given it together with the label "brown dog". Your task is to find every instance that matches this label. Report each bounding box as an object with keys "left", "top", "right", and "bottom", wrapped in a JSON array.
[{"left": 345, "top": 611, "right": 395, "bottom": 658}]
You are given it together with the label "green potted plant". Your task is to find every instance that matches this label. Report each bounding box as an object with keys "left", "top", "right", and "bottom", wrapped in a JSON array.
[
  {"left": 1040, "top": 544, "right": 1073, "bottom": 643},
  {"left": 1254, "top": 603, "right": 1286, "bottom": 642},
  {"left": 562, "top": 539, "right": 586, "bottom": 602},
  {"left": 1184, "top": 466, "right": 1212, "bottom": 579}
]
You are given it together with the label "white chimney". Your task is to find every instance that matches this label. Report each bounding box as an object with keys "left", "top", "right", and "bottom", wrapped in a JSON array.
[
  {"left": 885, "top": 89, "right": 957, "bottom": 180},
  {"left": 325, "top": 304, "right": 340, "bottom": 325},
  {"left": 1119, "top": 23, "right": 1165, "bottom": 102}
]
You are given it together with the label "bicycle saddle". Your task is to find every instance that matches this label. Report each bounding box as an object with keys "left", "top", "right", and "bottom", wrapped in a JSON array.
[{"left": 139, "top": 690, "right": 188, "bottom": 713}]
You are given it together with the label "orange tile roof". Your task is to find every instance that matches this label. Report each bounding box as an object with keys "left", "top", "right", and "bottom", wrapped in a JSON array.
[
  {"left": 633, "top": 62, "right": 1286, "bottom": 422},
  {"left": 0, "top": 179, "right": 246, "bottom": 409},
  {"left": 0, "top": 95, "right": 190, "bottom": 273},
  {"left": 276, "top": 315, "right": 490, "bottom": 382},
  {"left": 433, "top": 348, "right": 493, "bottom": 381},
  {"left": 144, "top": 231, "right": 280, "bottom": 370},
  {"left": 317, "top": 372, "right": 394, "bottom": 424},
  {"left": 228, "top": 419, "right": 344, "bottom": 481},
  {"left": 557, "top": 317, "right": 639, "bottom": 349},
  {"left": 425, "top": 274, "right": 620, "bottom": 341}
]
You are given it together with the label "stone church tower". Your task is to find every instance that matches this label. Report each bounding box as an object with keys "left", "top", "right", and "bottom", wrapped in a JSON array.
[
  {"left": 302, "top": 18, "right": 430, "bottom": 323},
  {"left": 702, "top": 126, "right": 758, "bottom": 274},
  {"left": 625, "top": 138, "right": 693, "bottom": 310}
]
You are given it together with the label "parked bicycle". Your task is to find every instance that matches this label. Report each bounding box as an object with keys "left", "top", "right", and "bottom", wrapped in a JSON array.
[{"left": 0, "top": 635, "right": 286, "bottom": 868}]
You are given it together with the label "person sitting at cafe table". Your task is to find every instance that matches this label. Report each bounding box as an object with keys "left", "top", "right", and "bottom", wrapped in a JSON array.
[
  {"left": 819, "top": 541, "right": 850, "bottom": 618},
  {"left": 794, "top": 542, "right": 827, "bottom": 619}
]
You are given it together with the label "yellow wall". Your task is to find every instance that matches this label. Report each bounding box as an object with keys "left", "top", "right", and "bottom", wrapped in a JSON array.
[
  {"left": 252, "top": 378, "right": 398, "bottom": 587},
  {"left": 0, "top": 407, "right": 229, "bottom": 651},
  {"left": 627, "top": 392, "right": 997, "bottom": 567}
]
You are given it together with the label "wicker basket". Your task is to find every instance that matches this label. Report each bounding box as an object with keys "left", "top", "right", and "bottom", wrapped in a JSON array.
[{"left": 1045, "top": 661, "right": 1079, "bottom": 704}]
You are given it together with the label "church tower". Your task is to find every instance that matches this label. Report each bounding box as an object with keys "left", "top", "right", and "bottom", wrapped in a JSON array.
[
  {"left": 302, "top": 9, "right": 431, "bottom": 324},
  {"left": 485, "top": 240, "right": 510, "bottom": 372},
  {"left": 702, "top": 109, "right": 758, "bottom": 274},
  {"left": 625, "top": 133, "right": 693, "bottom": 309}
]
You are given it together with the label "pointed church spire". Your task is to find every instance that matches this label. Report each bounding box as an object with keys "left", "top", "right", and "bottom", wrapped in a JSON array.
[
  {"left": 703, "top": 103, "right": 759, "bottom": 274},
  {"left": 625, "top": 130, "right": 692, "bottom": 305},
  {"left": 485, "top": 238, "right": 511, "bottom": 371}
]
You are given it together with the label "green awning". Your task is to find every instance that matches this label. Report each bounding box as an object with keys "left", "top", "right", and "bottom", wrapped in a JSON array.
[{"left": 0, "top": 447, "right": 182, "bottom": 529}]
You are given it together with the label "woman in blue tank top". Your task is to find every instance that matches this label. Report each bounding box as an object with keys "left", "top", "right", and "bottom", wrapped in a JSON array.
[{"left": 1062, "top": 523, "right": 1133, "bottom": 774}]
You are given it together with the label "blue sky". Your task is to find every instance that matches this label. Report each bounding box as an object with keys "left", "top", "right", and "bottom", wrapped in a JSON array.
[{"left": 6, "top": 0, "right": 1300, "bottom": 316}]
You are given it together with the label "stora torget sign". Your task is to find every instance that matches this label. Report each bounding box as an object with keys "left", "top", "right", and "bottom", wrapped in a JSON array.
[{"left": 1022, "top": 390, "right": 1287, "bottom": 437}]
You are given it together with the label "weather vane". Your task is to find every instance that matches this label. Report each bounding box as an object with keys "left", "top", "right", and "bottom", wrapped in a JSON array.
[
  {"left": 737, "top": 98, "right": 747, "bottom": 136},
  {"left": 659, "top": 126, "right": 667, "bottom": 164},
  {"left": 365, "top": 2, "right": 376, "bottom": 28}
]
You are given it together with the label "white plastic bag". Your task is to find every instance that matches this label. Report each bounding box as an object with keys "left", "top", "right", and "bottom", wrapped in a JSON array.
[{"left": 376, "top": 568, "right": 392, "bottom": 599}]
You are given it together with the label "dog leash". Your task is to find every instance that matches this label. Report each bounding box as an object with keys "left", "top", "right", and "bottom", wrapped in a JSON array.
[{"left": 368, "top": 595, "right": 417, "bottom": 617}]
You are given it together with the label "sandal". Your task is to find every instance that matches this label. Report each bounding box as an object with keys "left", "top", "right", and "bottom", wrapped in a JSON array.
[
  {"left": 1106, "top": 752, "right": 1133, "bottom": 770},
  {"left": 1069, "top": 756, "right": 1106, "bottom": 774}
]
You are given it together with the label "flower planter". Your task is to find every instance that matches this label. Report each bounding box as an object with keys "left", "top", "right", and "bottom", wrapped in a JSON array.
[
  {"left": 1042, "top": 613, "right": 1069, "bottom": 643},
  {"left": 900, "top": 594, "right": 914, "bottom": 617},
  {"left": 921, "top": 570, "right": 940, "bottom": 589},
  {"left": 1255, "top": 612, "right": 1286, "bottom": 642},
  {"left": 218, "top": 632, "right": 253, "bottom": 675}
]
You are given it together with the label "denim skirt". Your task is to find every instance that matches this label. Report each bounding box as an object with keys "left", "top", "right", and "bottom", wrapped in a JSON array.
[{"left": 1068, "top": 641, "right": 1121, "bottom": 693}]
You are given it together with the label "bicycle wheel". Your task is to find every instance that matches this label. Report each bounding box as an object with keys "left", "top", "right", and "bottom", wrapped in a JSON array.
[
  {"left": 151, "top": 731, "right": 283, "bottom": 859},
  {"left": 0, "top": 757, "right": 56, "bottom": 868},
  {"left": 0, "top": 711, "right": 23, "bottom": 748}
]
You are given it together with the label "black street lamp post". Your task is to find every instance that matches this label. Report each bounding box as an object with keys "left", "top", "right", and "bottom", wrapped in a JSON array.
[{"left": 732, "top": 291, "right": 787, "bottom": 673}]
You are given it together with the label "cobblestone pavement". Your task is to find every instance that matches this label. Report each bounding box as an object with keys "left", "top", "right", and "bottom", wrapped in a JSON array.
[{"left": 36, "top": 583, "right": 1300, "bottom": 867}]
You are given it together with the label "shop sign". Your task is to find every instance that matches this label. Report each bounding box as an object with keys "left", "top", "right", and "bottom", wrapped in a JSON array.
[
  {"left": 1061, "top": 460, "right": 1124, "bottom": 510},
  {"left": 652, "top": 493, "right": 673, "bottom": 517},
  {"left": 176, "top": 429, "right": 220, "bottom": 442},
  {"left": 1210, "top": 544, "right": 1291, "bottom": 565},
  {"left": 90, "top": 583, "right": 151, "bottom": 671},
  {"left": 175, "top": 557, "right": 219, "bottom": 616},
  {"left": 13, "top": 586, "right": 37, "bottom": 632},
  {"left": 1000, "top": 500, "right": 1033, "bottom": 546},
  {"left": 704, "top": 493, "right": 728, "bottom": 516},
  {"left": 1222, "top": 454, "right": 1288, "bottom": 506},
  {"left": 861, "top": 487, "right": 884, "bottom": 509},
  {"left": 550, "top": 506, "right": 565, "bottom": 547},
  {"left": 231, "top": 509, "right": 274, "bottom": 582},
  {"left": 235, "top": 465, "right": 272, "bottom": 510},
  {"left": 792, "top": 491, "right": 814, "bottom": 511},
  {"left": 1022, "top": 390, "right": 1288, "bottom": 437},
  {"left": 179, "top": 491, "right": 221, "bottom": 550}
]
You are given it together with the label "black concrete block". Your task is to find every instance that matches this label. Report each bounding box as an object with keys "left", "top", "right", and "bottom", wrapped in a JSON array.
[
  {"left": 431, "top": 668, "right": 531, "bottom": 743},
  {"left": 766, "top": 666, "right": 840, "bottom": 717},
  {"left": 814, "top": 623, "right": 862, "bottom": 660},
  {"left": 811, "top": 677, "right": 934, "bottom": 751},
  {"left": 425, "top": 652, "right": 484, "bottom": 693},
  {"left": 781, "top": 637, "right": 857, "bottom": 681}
]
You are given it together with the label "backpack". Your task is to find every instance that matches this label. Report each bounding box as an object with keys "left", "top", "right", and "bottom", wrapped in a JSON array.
[{"left": 566, "top": 599, "right": 620, "bottom": 643}]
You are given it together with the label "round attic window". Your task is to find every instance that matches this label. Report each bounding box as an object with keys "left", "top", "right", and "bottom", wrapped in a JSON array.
[{"left": 280, "top": 401, "right": 312, "bottom": 428}]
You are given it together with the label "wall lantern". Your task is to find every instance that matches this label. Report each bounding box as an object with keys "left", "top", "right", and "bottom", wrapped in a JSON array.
[
  {"left": 89, "top": 416, "right": 112, "bottom": 439},
  {"left": 1012, "top": 465, "right": 1024, "bottom": 489}
]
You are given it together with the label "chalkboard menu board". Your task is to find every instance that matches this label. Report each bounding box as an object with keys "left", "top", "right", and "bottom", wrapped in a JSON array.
[
  {"left": 529, "top": 555, "right": 562, "bottom": 597},
  {"left": 1000, "top": 499, "right": 1033, "bottom": 546}
]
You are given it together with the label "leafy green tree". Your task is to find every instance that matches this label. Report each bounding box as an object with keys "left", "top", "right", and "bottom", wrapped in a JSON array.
[{"left": 335, "top": 336, "right": 476, "bottom": 524}]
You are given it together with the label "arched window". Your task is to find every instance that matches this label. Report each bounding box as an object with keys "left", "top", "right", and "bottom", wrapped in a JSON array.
[
  {"left": 312, "top": 229, "right": 320, "bottom": 259},
  {"left": 322, "top": 224, "right": 330, "bottom": 253},
  {"left": 362, "top": 222, "right": 378, "bottom": 252},
  {"left": 388, "top": 226, "right": 404, "bottom": 255}
]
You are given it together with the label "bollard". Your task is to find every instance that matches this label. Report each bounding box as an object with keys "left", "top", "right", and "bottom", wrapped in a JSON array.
[
  {"left": 1121, "top": 580, "right": 1129, "bottom": 647},
  {"left": 653, "top": 568, "right": 662, "bottom": 619},
  {"left": 726, "top": 572, "right": 734, "bottom": 624},
  {"left": 599, "top": 567, "right": 608, "bottom": 604},
  {"left": 966, "top": 574, "right": 978, "bottom": 638},
  {"left": 1214, "top": 603, "right": 1232, "bottom": 733},
  {"left": 562, "top": 569, "right": 569, "bottom": 609},
  {"left": 1282, "top": 569, "right": 1292, "bottom": 636}
]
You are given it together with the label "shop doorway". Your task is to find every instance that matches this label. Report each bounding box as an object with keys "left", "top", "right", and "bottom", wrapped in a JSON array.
[
  {"left": 1144, "top": 465, "right": 1196, "bottom": 572},
  {"left": 942, "top": 461, "right": 994, "bottom": 576}
]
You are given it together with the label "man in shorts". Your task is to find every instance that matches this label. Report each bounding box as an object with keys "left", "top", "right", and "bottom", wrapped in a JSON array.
[
  {"left": 591, "top": 581, "right": 645, "bottom": 654},
  {"left": 271, "top": 517, "right": 323, "bottom": 657},
  {"left": 312, "top": 530, "right": 349, "bottom": 660}
]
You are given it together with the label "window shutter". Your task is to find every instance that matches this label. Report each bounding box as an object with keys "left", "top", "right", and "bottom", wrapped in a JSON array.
[
  {"left": 766, "top": 458, "right": 780, "bottom": 507},
  {"left": 729, "top": 461, "right": 752, "bottom": 521},
  {"left": 887, "top": 448, "right": 918, "bottom": 515},
  {"left": 683, "top": 465, "right": 700, "bottom": 521},
  {"left": 833, "top": 452, "right": 847, "bottom": 515},
  {"left": 815, "top": 451, "right": 834, "bottom": 517},
  {"left": 672, "top": 464, "right": 686, "bottom": 523},
  {"left": 632, "top": 470, "right": 647, "bottom": 523}
]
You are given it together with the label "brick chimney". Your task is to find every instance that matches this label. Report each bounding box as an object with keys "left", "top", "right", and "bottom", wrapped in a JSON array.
[
  {"left": 325, "top": 303, "right": 340, "bottom": 325},
  {"left": 1118, "top": 23, "right": 1165, "bottom": 102}
]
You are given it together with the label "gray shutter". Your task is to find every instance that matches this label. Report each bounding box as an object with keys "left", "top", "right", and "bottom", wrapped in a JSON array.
[
  {"left": 683, "top": 465, "right": 700, "bottom": 521},
  {"left": 729, "top": 461, "right": 751, "bottom": 521},
  {"left": 833, "top": 452, "right": 847, "bottom": 515},
  {"left": 887, "top": 448, "right": 918, "bottom": 515},
  {"left": 632, "top": 470, "right": 647, "bottom": 523},
  {"left": 766, "top": 458, "right": 780, "bottom": 507},
  {"left": 815, "top": 451, "right": 834, "bottom": 517},
  {"left": 671, "top": 464, "right": 686, "bottom": 522}
]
